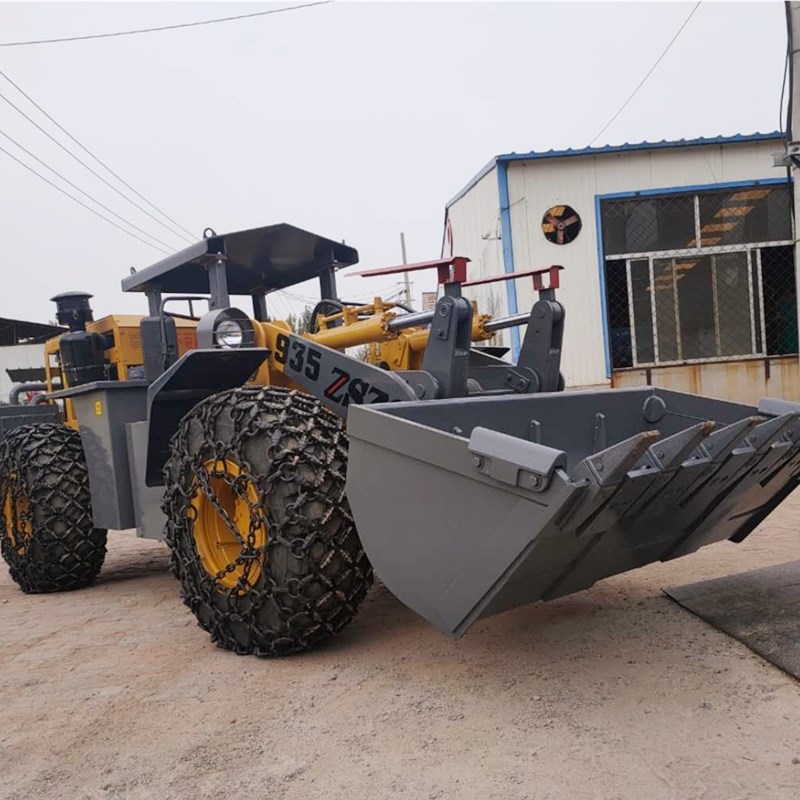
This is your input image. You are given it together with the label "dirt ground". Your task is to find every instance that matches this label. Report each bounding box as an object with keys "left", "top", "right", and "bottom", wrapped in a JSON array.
[{"left": 3, "top": 497, "right": 800, "bottom": 800}]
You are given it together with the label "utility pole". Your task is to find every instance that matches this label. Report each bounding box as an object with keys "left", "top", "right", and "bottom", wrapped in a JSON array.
[
  {"left": 789, "top": 2, "right": 800, "bottom": 356},
  {"left": 400, "top": 232, "right": 412, "bottom": 307}
]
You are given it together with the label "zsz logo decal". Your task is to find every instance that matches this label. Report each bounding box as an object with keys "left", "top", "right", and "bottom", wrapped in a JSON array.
[
  {"left": 276, "top": 334, "right": 392, "bottom": 408},
  {"left": 323, "top": 368, "right": 390, "bottom": 408}
]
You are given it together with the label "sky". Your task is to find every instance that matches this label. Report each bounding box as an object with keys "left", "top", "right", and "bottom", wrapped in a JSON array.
[{"left": 0, "top": 0, "right": 789, "bottom": 324}]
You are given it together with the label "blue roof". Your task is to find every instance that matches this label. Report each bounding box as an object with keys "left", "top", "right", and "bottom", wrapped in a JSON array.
[{"left": 447, "top": 131, "right": 784, "bottom": 209}]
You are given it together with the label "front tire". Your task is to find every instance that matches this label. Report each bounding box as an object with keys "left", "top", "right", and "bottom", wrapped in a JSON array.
[
  {"left": 0, "top": 424, "right": 107, "bottom": 593},
  {"left": 163, "top": 387, "right": 373, "bottom": 657}
]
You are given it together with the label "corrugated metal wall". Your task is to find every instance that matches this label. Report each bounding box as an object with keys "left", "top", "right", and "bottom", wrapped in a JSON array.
[
  {"left": 443, "top": 168, "right": 510, "bottom": 348},
  {"left": 445, "top": 140, "right": 785, "bottom": 388},
  {"left": 0, "top": 343, "right": 47, "bottom": 403}
]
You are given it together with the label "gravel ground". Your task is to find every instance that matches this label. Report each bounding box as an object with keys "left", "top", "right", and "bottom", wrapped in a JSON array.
[{"left": 3, "top": 495, "right": 800, "bottom": 800}]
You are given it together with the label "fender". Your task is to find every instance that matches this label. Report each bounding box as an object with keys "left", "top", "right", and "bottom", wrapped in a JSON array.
[{"left": 144, "top": 348, "right": 270, "bottom": 485}]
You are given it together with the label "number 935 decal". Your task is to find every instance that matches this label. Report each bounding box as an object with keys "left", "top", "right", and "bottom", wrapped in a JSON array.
[{"left": 274, "top": 333, "right": 392, "bottom": 408}]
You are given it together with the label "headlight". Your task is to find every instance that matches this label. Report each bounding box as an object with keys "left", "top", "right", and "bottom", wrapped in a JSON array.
[
  {"left": 215, "top": 319, "right": 244, "bottom": 349},
  {"left": 196, "top": 307, "right": 255, "bottom": 350}
]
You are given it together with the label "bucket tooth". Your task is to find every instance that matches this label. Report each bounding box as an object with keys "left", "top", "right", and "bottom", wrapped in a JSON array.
[
  {"left": 564, "top": 431, "right": 662, "bottom": 536},
  {"left": 574, "top": 430, "right": 661, "bottom": 487},
  {"left": 662, "top": 414, "right": 800, "bottom": 561},
  {"left": 699, "top": 416, "right": 761, "bottom": 463},
  {"left": 544, "top": 425, "right": 717, "bottom": 598},
  {"left": 743, "top": 412, "right": 800, "bottom": 454},
  {"left": 638, "top": 421, "right": 756, "bottom": 513},
  {"left": 578, "top": 423, "right": 712, "bottom": 529},
  {"left": 732, "top": 414, "right": 800, "bottom": 492},
  {"left": 783, "top": 415, "right": 800, "bottom": 449},
  {"left": 625, "top": 457, "right": 710, "bottom": 524},
  {"left": 619, "top": 422, "right": 717, "bottom": 520},
  {"left": 661, "top": 417, "right": 763, "bottom": 512},
  {"left": 646, "top": 421, "right": 715, "bottom": 470},
  {"left": 755, "top": 416, "right": 800, "bottom": 488}
]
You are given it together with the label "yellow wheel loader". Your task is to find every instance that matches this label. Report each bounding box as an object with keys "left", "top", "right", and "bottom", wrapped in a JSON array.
[{"left": 1, "top": 223, "right": 799, "bottom": 656}]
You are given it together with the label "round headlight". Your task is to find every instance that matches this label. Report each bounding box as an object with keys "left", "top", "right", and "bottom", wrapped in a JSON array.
[{"left": 215, "top": 319, "right": 244, "bottom": 349}]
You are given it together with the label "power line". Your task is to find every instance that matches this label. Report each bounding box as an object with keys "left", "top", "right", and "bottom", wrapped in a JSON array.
[
  {"left": 277, "top": 279, "right": 407, "bottom": 305},
  {"left": 0, "top": 142, "right": 170, "bottom": 254},
  {"left": 587, "top": 2, "right": 702, "bottom": 147},
  {"left": 0, "top": 127, "right": 175, "bottom": 250},
  {"left": 0, "top": 87, "right": 193, "bottom": 244},
  {"left": 0, "top": 2, "right": 333, "bottom": 47},
  {"left": 274, "top": 288, "right": 319, "bottom": 306},
  {"left": 0, "top": 68, "right": 196, "bottom": 240},
  {"left": 269, "top": 291, "right": 298, "bottom": 320},
  {"left": 344, "top": 282, "right": 403, "bottom": 300}
]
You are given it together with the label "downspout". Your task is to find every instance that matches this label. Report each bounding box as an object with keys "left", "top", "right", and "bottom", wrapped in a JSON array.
[{"left": 496, "top": 159, "right": 521, "bottom": 360}]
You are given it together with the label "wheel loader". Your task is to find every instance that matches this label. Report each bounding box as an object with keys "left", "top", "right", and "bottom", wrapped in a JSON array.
[{"left": 2, "top": 222, "right": 800, "bottom": 657}]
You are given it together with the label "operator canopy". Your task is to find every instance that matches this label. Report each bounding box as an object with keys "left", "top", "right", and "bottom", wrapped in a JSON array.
[{"left": 121, "top": 223, "right": 359, "bottom": 295}]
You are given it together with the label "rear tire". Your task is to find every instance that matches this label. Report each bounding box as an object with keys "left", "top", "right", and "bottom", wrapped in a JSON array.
[
  {"left": 0, "top": 424, "right": 107, "bottom": 593},
  {"left": 163, "top": 386, "right": 374, "bottom": 657}
]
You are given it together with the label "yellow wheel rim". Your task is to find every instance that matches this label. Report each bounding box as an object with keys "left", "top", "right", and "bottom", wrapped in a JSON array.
[
  {"left": 190, "top": 459, "right": 267, "bottom": 591},
  {"left": 3, "top": 478, "right": 30, "bottom": 552}
]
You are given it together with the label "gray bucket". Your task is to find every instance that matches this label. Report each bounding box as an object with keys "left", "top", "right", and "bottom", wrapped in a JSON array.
[{"left": 345, "top": 387, "right": 800, "bottom": 637}]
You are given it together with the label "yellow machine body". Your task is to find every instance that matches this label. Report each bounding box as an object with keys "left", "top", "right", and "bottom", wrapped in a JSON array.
[
  {"left": 254, "top": 298, "right": 495, "bottom": 374},
  {"left": 42, "top": 299, "right": 500, "bottom": 429},
  {"left": 44, "top": 315, "right": 200, "bottom": 428}
]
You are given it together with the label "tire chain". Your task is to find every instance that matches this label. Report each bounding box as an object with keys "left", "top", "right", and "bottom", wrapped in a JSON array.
[
  {"left": 162, "top": 386, "right": 374, "bottom": 656},
  {"left": 0, "top": 424, "right": 107, "bottom": 592}
]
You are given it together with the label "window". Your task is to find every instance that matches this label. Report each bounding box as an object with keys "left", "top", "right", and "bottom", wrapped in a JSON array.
[
  {"left": 698, "top": 188, "right": 792, "bottom": 247},
  {"left": 602, "top": 185, "right": 796, "bottom": 368},
  {"left": 602, "top": 194, "right": 695, "bottom": 255}
]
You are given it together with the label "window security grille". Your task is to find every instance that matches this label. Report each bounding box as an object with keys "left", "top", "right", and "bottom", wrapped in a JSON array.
[{"left": 602, "top": 186, "right": 796, "bottom": 369}]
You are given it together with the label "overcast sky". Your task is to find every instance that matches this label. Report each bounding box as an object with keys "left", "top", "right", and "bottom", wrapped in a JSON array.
[{"left": 0, "top": 1, "right": 788, "bottom": 323}]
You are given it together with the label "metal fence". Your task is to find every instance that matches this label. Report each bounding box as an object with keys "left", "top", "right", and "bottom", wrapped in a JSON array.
[{"left": 601, "top": 184, "right": 796, "bottom": 370}]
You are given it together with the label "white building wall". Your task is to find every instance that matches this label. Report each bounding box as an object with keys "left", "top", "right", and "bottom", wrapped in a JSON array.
[
  {"left": 0, "top": 343, "right": 47, "bottom": 403},
  {"left": 507, "top": 141, "right": 782, "bottom": 386},
  {"left": 445, "top": 139, "right": 784, "bottom": 387},
  {"left": 442, "top": 167, "right": 511, "bottom": 348}
]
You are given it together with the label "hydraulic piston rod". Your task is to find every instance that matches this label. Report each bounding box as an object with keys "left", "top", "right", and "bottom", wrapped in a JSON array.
[
  {"left": 386, "top": 309, "right": 436, "bottom": 332},
  {"left": 389, "top": 309, "right": 531, "bottom": 336},
  {"left": 483, "top": 312, "right": 530, "bottom": 333}
]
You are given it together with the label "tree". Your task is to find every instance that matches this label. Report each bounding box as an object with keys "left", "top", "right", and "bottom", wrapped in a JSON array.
[{"left": 287, "top": 306, "right": 315, "bottom": 335}]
